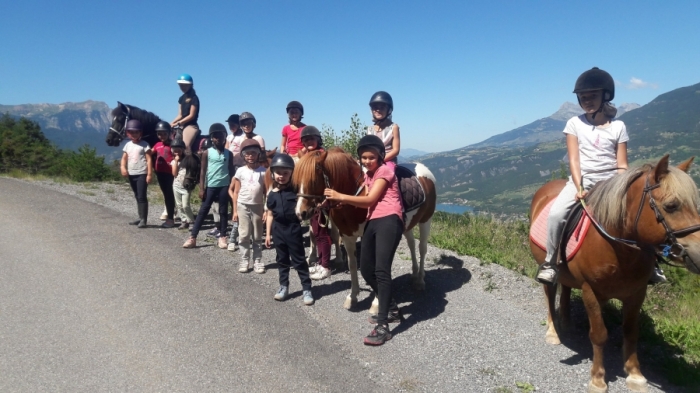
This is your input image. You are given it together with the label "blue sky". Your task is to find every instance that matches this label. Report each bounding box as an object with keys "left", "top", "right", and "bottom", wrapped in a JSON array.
[{"left": 2, "top": 0, "right": 699, "bottom": 152}]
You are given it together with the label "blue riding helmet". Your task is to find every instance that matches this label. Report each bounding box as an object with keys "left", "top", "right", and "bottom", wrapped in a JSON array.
[{"left": 177, "top": 74, "right": 193, "bottom": 85}]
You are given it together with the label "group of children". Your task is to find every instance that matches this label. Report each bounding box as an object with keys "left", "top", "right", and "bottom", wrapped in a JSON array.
[{"left": 120, "top": 67, "right": 654, "bottom": 346}]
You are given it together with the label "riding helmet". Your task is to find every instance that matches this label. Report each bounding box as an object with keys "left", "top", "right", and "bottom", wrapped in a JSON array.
[
  {"left": 171, "top": 139, "right": 186, "bottom": 149},
  {"left": 239, "top": 112, "right": 256, "bottom": 125},
  {"left": 369, "top": 91, "right": 393, "bottom": 112},
  {"left": 240, "top": 139, "right": 262, "bottom": 157},
  {"left": 226, "top": 114, "right": 239, "bottom": 124},
  {"left": 125, "top": 119, "right": 143, "bottom": 132},
  {"left": 209, "top": 123, "right": 227, "bottom": 137},
  {"left": 573, "top": 67, "right": 615, "bottom": 102},
  {"left": 286, "top": 101, "right": 304, "bottom": 115},
  {"left": 177, "top": 73, "right": 194, "bottom": 85},
  {"left": 357, "top": 134, "right": 386, "bottom": 160},
  {"left": 270, "top": 153, "right": 295, "bottom": 171},
  {"left": 300, "top": 125, "right": 323, "bottom": 147},
  {"left": 155, "top": 121, "right": 171, "bottom": 133}
]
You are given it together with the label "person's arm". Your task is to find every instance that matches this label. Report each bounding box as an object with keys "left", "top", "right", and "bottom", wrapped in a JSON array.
[
  {"left": 120, "top": 152, "right": 128, "bottom": 177},
  {"left": 199, "top": 150, "right": 208, "bottom": 200},
  {"left": 383, "top": 124, "right": 401, "bottom": 162},
  {"left": 616, "top": 142, "right": 628, "bottom": 173},
  {"left": 171, "top": 104, "right": 183, "bottom": 127},
  {"left": 227, "top": 152, "right": 236, "bottom": 177},
  {"left": 565, "top": 134, "right": 584, "bottom": 199},
  {"left": 324, "top": 178, "right": 388, "bottom": 208},
  {"left": 264, "top": 192, "right": 273, "bottom": 248},
  {"left": 145, "top": 152, "right": 153, "bottom": 184},
  {"left": 171, "top": 156, "right": 179, "bottom": 177},
  {"left": 280, "top": 134, "right": 287, "bottom": 154},
  {"left": 230, "top": 178, "right": 241, "bottom": 222}
]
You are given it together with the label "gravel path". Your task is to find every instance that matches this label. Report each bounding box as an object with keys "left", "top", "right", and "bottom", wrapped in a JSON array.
[{"left": 6, "top": 177, "right": 683, "bottom": 393}]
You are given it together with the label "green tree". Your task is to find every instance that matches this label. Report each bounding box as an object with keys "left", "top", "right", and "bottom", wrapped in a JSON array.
[
  {"left": 320, "top": 113, "right": 366, "bottom": 159},
  {"left": 0, "top": 114, "right": 58, "bottom": 174},
  {"left": 59, "top": 145, "right": 114, "bottom": 182}
]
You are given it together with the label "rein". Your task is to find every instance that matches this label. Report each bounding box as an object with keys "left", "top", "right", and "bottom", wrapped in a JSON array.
[
  {"left": 581, "top": 172, "right": 700, "bottom": 266},
  {"left": 109, "top": 108, "right": 131, "bottom": 141}
]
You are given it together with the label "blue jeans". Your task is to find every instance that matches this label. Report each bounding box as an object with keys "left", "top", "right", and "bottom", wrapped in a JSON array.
[{"left": 190, "top": 187, "right": 229, "bottom": 238}]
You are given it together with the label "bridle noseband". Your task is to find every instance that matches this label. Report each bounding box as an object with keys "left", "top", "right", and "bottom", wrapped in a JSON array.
[{"left": 108, "top": 110, "right": 130, "bottom": 142}]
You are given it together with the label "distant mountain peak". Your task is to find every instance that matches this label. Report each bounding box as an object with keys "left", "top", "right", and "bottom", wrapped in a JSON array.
[{"left": 549, "top": 102, "right": 582, "bottom": 121}]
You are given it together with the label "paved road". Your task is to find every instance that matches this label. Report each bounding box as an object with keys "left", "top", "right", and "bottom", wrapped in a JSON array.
[
  {"left": 0, "top": 179, "right": 380, "bottom": 392},
  {"left": 0, "top": 178, "right": 682, "bottom": 392}
]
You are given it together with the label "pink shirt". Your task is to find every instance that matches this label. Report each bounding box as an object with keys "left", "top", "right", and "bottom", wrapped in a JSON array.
[
  {"left": 282, "top": 124, "right": 305, "bottom": 155},
  {"left": 152, "top": 142, "right": 173, "bottom": 173},
  {"left": 365, "top": 164, "right": 403, "bottom": 222}
]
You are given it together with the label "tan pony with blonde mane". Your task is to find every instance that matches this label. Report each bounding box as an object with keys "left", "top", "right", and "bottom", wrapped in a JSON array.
[
  {"left": 530, "top": 155, "right": 700, "bottom": 393},
  {"left": 294, "top": 147, "right": 436, "bottom": 313}
]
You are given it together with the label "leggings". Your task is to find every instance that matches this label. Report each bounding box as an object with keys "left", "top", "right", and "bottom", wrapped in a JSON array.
[
  {"left": 182, "top": 125, "right": 200, "bottom": 153},
  {"left": 128, "top": 174, "right": 148, "bottom": 204},
  {"left": 274, "top": 223, "right": 311, "bottom": 291},
  {"left": 190, "top": 186, "right": 229, "bottom": 238},
  {"left": 310, "top": 212, "right": 331, "bottom": 269},
  {"left": 155, "top": 171, "right": 175, "bottom": 220},
  {"left": 360, "top": 214, "right": 403, "bottom": 325}
]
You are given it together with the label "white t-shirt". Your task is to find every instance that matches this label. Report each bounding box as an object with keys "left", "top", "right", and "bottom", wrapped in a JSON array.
[
  {"left": 234, "top": 165, "right": 267, "bottom": 205},
  {"left": 123, "top": 140, "right": 151, "bottom": 175},
  {"left": 564, "top": 115, "right": 629, "bottom": 182},
  {"left": 171, "top": 160, "right": 186, "bottom": 186}
]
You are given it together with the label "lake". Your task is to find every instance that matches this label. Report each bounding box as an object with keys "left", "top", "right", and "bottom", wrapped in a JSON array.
[{"left": 435, "top": 203, "right": 473, "bottom": 215}]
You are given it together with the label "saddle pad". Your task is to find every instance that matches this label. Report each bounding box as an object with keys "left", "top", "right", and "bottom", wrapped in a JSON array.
[
  {"left": 530, "top": 198, "right": 591, "bottom": 261},
  {"left": 395, "top": 164, "right": 426, "bottom": 212}
]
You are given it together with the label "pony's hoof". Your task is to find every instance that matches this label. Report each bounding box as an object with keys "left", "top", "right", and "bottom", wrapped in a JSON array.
[
  {"left": 587, "top": 381, "right": 608, "bottom": 393},
  {"left": 625, "top": 376, "right": 648, "bottom": 392},
  {"left": 343, "top": 296, "right": 356, "bottom": 310},
  {"left": 545, "top": 333, "right": 561, "bottom": 345}
]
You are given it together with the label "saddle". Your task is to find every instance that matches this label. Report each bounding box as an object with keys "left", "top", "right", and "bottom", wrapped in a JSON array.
[
  {"left": 395, "top": 164, "right": 426, "bottom": 213},
  {"left": 529, "top": 199, "right": 591, "bottom": 262}
]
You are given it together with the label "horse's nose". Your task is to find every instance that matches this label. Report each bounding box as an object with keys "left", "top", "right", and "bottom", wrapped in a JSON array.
[{"left": 300, "top": 210, "right": 308, "bottom": 221}]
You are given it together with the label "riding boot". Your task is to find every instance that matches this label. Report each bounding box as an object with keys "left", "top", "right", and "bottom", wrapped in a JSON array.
[
  {"left": 137, "top": 203, "right": 148, "bottom": 228},
  {"left": 129, "top": 203, "right": 141, "bottom": 225}
]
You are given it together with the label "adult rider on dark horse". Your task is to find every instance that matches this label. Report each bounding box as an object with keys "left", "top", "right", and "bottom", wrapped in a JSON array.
[{"left": 170, "top": 74, "right": 201, "bottom": 154}]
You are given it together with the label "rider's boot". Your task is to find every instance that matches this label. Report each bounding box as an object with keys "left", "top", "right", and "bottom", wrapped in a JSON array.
[{"left": 137, "top": 203, "right": 148, "bottom": 228}]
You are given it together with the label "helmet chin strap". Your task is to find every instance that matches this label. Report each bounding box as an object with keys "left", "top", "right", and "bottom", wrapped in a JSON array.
[{"left": 373, "top": 113, "right": 392, "bottom": 126}]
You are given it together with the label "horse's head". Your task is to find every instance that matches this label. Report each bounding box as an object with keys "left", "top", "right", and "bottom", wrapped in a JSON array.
[
  {"left": 106, "top": 102, "right": 130, "bottom": 146},
  {"left": 293, "top": 149, "right": 329, "bottom": 221},
  {"left": 643, "top": 155, "right": 700, "bottom": 273}
]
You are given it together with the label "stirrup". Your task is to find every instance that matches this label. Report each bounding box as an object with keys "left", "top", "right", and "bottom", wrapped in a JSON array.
[{"left": 535, "top": 262, "right": 558, "bottom": 285}]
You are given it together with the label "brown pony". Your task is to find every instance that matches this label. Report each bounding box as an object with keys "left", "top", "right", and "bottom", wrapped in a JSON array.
[
  {"left": 294, "top": 147, "right": 437, "bottom": 313},
  {"left": 530, "top": 155, "right": 700, "bottom": 393}
]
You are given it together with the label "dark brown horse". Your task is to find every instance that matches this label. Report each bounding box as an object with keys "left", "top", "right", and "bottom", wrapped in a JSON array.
[
  {"left": 294, "top": 147, "right": 437, "bottom": 313},
  {"left": 530, "top": 155, "right": 700, "bottom": 393}
]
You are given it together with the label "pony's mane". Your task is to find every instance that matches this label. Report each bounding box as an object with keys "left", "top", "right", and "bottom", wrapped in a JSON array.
[
  {"left": 292, "top": 147, "right": 359, "bottom": 194},
  {"left": 324, "top": 147, "right": 361, "bottom": 194},
  {"left": 293, "top": 149, "right": 324, "bottom": 191},
  {"left": 181, "top": 153, "right": 200, "bottom": 175},
  {"left": 587, "top": 164, "right": 700, "bottom": 231},
  {"left": 112, "top": 104, "right": 161, "bottom": 129}
]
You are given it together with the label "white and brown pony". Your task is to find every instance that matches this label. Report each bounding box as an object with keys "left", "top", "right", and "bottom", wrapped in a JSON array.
[{"left": 294, "top": 147, "right": 436, "bottom": 313}]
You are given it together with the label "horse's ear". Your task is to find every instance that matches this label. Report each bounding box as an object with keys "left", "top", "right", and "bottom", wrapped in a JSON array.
[
  {"left": 118, "top": 102, "right": 128, "bottom": 114},
  {"left": 269, "top": 147, "right": 278, "bottom": 156},
  {"left": 654, "top": 154, "right": 671, "bottom": 182},
  {"left": 677, "top": 156, "right": 695, "bottom": 173}
]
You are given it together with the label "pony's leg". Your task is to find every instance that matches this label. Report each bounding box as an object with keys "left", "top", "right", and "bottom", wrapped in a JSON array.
[
  {"left": 543, "top": 284, "right": 561, "bottom": 345},
  {"left": 622, "top": 289, "right": 649, "bottom": 392},
  {"left": 330, "top": 224, "right": 341, "bottom": 267},
  {"left": 559, "top": 285, "right": 572, "bottom": 331},
  {"left": 307, "top": 225, "right": 318, "bottom": 265},
  {"left": 417, "top": 220, "right": 431, "bottom": 290},
  {"left": 342, "top": 237, "right": 359, "bottom": 310},
  {"left": 581, "top": 284, "right": 609, "bottom": 393},
  {"left": 403, "top": 229, "right": 423, "bottom": 291}
]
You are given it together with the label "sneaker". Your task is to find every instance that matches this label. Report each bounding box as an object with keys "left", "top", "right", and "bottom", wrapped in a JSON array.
[
  {"left": 161, "top": 219, "right": 175, "bottom": 228},
  {"left": 178, "top": 222, "right": 190, "bottom": 230},
  {"left": 302, "top": 290, "right": 314, "bottom": 306},
  {"left": 274, "top": 286, "right": 289, "bottom": 301},
  {"left": 649, "top": 266, "right": 668, "bottom": 284},
  {"left": 254, "top": 260, "right": 265, "bottom": 274},
  {"left": 363, "top": 324, "right": 392, "bottom": 346},
  {"left": 206, "top": 228, "right": 220, "bottom": 238},
  {"left": 182, "top": 237, "right": 196, "bottom": 248},
  {"left": 310, "top": 266, "right": 330, "bottom": 281},
  {"left": 217, "top": 237, "right": 228, "bottom": 249},
  {"left": 239, "top": 260, "right": 251, "bottom": 273},
  {"left": 308, "top": 264, "right": 320, "bottom": 274},
  {"left": 368, "top": 310, "right": 404, "bottom": 325},
  {"left": 535, "top": 262, "right": 557, "bottom": 284},
  {"left": 227, "top": 243, "right": 239, "bottom": 252}
]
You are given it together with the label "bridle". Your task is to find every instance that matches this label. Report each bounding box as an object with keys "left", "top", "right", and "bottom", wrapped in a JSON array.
[
  {"left": 108, "top": 108, "right": 131, "bottom": 142},
  {"left": 297, "top": 163, "right": 364, "bottom": 227},
  {"left": 583, "top": 172, "right": 700, "bottom": 266}
]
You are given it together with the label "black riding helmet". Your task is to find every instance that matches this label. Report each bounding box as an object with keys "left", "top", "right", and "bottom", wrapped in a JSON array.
[
  {"left": 369, "top": 91, "right": 393, "bottom": 112},
  {"left": 300, "top": 125, "right": 323, "bottom": 147},
  {"left": 357, "top": 134, "right": 385, "bottom": 160},
  {"left": 171, "top": 139, "right": 186, "bottom": 149},
  {"left": 270, "top": 153, "right": 295, "bottom": 171},
  {"left": 226, "top": 114, "right": 239, "bottom": 124},
  {"left": 155, "top": 121, "right": 171, "bottom": 133},
  {"left": 286, "top": 101, "right": 304, "bottom": 115},
  {"left": 239, "top": 112, "right": 256, "bottom": 125},
  {"left": 209, "top": 123, "right": 227, "bottom": 137},
  {"left": 573, "top": 67, "right": 615, "bottom": 102}
]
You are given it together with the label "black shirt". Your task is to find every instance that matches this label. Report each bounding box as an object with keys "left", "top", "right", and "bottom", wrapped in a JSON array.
[{"left": 178, "top": 88, "right": 200, "bottom": 127}]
